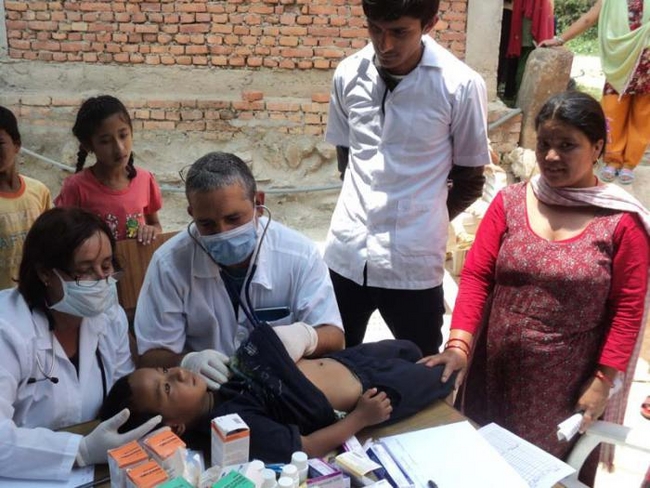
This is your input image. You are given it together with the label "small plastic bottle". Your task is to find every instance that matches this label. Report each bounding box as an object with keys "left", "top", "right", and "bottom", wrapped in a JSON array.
[
  {"left": 281, "top": 464, "right": 299, "bottom": 487},
  {"left": 261, "top": 468, "right": 278, "bottom": 488},
  {"left": 291, "top": 451, "right": 308, "bottom": 483},
  {"left": 249, "top": 459, "right": 265, "bottom": 474},
  {"left": 278, "top": 475, "right": 295, "bottom": 488}
]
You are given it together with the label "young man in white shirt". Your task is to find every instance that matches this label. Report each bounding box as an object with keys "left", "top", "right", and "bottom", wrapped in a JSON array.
[
  {"left": 325, "top": 0, "right": 490, "bottom": 354},
  {"left": 135, "top": 152, "right": 344, "bottom": 389}
]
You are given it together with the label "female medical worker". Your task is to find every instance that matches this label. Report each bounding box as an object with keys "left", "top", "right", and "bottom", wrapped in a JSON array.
[{"left": 0, "top": 207, "right": 161, "bottom": 481}]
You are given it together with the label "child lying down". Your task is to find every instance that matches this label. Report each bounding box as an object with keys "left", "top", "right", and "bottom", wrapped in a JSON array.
[{"left": 101, "top": 322, "right": 455, "bottom": 462}]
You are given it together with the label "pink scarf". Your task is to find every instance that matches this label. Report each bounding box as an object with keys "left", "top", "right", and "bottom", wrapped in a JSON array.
[{"left": 530, "top": 174, "right": 650, "bottom": 235}]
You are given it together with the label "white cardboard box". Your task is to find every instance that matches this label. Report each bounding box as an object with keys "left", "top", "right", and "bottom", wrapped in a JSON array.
[{"left": 211, "top": 413, "right": 250, "bottom": 468}]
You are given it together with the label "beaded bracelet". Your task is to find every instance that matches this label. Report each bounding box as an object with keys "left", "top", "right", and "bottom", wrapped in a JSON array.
[
  {"left": 444, "top": 344, "right": 469, "bottom": 357},
  {"left": 554, "top": 35, "right": 565, "bottom": 45},
  {"left": 595, "top": 370, "right": 614, "bottom": 388}
]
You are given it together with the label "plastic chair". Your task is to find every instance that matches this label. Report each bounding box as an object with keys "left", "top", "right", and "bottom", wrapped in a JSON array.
[{"left": 560, "top": 421, "right": 650, "bottom": 487}]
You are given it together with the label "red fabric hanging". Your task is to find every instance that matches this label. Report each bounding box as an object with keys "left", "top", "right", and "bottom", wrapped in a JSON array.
[{"left": 507, "top": 0, "right": 555, "bottom": 57}]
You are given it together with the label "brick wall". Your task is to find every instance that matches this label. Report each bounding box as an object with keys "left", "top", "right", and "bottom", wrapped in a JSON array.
[
  {"left": 4, "top": 91, "right": 330, "bottom": 138},
  {"left": 4, "top": 0, "right": 469, "bottom": 67},
  {"left": 487, "top": 103, "right": 523, "bottom": 160}
]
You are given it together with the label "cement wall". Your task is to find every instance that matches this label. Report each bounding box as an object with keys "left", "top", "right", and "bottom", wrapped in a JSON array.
[{"left": 1, "top": 0, "right": 511, "bottom": 237}]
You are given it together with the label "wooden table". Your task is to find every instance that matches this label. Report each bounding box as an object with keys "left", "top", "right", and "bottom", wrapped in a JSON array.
[
  {"left": 358, "top": 398, "right": 468, "bottom": 443},
  {"left": 63, "top": 399, "right": 468, "bottom": 487}
]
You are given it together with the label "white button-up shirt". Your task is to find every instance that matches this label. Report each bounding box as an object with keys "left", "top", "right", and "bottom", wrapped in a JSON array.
[
  {"left": 325, "top": 35, "right": 489, "bottom": 290},
  {"left": 135, "top": 218, "right": 343, "bottom": 358},
  {"left": 0, "top": 288, "right": 133, "bottom": 480}
]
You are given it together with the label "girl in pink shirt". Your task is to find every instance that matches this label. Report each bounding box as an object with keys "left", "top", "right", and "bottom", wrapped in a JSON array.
[{"left": 56, "top": 96, "right": 162, "bottom": 244}]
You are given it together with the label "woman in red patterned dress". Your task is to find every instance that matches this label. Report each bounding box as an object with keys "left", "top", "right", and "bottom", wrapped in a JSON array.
[{"left": 421, "top": 91, "right": 649, "bottom": 482}]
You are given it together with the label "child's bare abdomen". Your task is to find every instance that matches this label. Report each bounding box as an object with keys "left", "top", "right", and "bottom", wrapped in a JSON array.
[{"left": 296, "top": 358, "right": 362, "bottom": 412}]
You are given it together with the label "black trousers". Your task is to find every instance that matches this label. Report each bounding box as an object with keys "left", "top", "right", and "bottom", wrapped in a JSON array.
[
  {"left": 329, "top": 269, "right": 445, "bottom": 355},
  {"left": 327, "top": 339, "right": 455, "bottom": 423}
]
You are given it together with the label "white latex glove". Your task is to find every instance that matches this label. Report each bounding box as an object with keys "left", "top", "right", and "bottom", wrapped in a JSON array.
[
  {"left": 181, "top": 349, "right": 231, "bottom": 390},
  {"left": 76, "top": 408, "right": 162, "bottom": 466},
  {"left": 273, "top": 321, "right": 318, "bottom": 362}
]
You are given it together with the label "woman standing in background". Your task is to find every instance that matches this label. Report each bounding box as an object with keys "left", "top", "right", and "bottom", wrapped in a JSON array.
[{"left": 541, "top": 0, "right": 650, "bottom": 185}]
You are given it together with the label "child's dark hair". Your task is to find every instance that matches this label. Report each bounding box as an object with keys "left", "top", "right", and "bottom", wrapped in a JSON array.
[
  {"left": 535, "top": 90, "right": 607, "bottom": 158},
  {"left": 0, "top": 105, "right": 21, "bottom": 145},
  {"left": 362, "top": 0, "right": 440, "bottom": 27},
  {"left": 72, "top": 95, "right": 137, "bottom": 179},
  {"left": 100, "top": 374, "right": 160, "bottom": 433}
]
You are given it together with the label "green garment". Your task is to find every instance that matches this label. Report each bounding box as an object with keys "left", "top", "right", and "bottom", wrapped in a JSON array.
[{"left": 599, "top": 0, "right": 650, "bottom": 93}]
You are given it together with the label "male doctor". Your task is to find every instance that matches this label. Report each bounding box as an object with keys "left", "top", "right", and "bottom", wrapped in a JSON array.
[{"left": 135, "top": 152, "right": 344, "bottom": 389}]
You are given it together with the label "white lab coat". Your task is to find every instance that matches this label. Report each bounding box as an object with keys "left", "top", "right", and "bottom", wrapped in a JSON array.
[
  {"left": 0, "top": 288, "right": 134, "bottom": 480},
  {"left": 135, "top": 218, "right": 343, "bottom": 358},
  {"left": 324, "top": 35, "right": 490, "bottom": 289}
]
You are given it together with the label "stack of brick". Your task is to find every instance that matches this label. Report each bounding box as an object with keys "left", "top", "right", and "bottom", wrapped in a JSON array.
[
  {"left": 0, "top": 90, "right": 332, "bottom": 137},
  {"left": 4, "top": 0, "right": 468, "bottom": 68}
]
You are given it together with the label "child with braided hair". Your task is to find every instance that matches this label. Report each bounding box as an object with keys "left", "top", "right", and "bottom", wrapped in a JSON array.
[{"left": 55, "top": 95, "right": 162, "bottom": 244}]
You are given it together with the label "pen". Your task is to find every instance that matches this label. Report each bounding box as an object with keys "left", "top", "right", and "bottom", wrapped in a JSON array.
[{"left": 427, "top": 480, "right": 438, "bottom": 488}]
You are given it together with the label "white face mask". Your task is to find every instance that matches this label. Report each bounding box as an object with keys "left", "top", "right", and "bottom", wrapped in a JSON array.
[
  {"left": 49, "top": 269, "right": 118, "bottom": 318},
  {"left": 199, "top": 218, "right": 258, "bottom": 266}
]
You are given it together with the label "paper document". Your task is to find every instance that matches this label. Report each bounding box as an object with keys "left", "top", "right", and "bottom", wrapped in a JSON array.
[
  {"left": 0, "top": 466, "right": 94, "bottom": 487},
  {"left": 479, "top": 423, "right": 575, "bottom": 488},
  {"left": 381, "top": 420, "right": 528, "bottom": 488},
  {"left": 557, "top": 413, "right": 583, "bottom": 442}
]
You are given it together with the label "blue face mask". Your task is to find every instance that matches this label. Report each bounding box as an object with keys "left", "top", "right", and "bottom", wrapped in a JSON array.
[{"left": 200, "top": 218, "right": 258, "bottom": 266}]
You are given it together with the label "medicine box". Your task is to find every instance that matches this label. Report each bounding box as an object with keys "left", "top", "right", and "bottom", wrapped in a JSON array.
[
  {"left": 143, "top": 430, "right": 187, "bottom": 478},
  {"left": 366, "top": 443, "right": 414, "bottom": 488},
  {"left": 126, "top": 459, "right": 169, "bottom": 488},
  {"left": 211, "top": 414, "right": 250, "bottom": 468},
  {"left": 158, "top": 478, "right": 194, "bottom": 488},
  {"left": 211, "top": 470, "right": 255, "bottom": 488},
  {"left": 108, "top": 440, "right": 150, "bottom": 488},
  {"left": 143, "top": 430, "right": 186, "bottom": 460}
]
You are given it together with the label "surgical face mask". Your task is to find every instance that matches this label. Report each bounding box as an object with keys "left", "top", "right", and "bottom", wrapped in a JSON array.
[
  {"left": 200, "top": 218, "right": 258, "bottom": 266},
  {"left": 49, "top": 270, "right": 118, "bottom": 318}
]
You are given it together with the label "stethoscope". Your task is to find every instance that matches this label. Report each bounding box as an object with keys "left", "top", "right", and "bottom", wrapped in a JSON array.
[
  {"left": 188, "top": 205, "right": 272, "bottom": 329},
  {"left": 28, "top": 330, "right": 107, "bottom": 401}
]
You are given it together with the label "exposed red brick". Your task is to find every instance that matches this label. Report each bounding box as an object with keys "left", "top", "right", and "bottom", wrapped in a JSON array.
[
  {"left": 143, "top": 120, "right": 176, "bottom": 130},
  {"left": 311, "top": 92, "right": 330, "bottom": 103},
  {"left": 242, "top": 90, "right": 264, "bottom": 102},
  {"left": 5, "top": 0, "right": 471, "bottom": 138}
]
